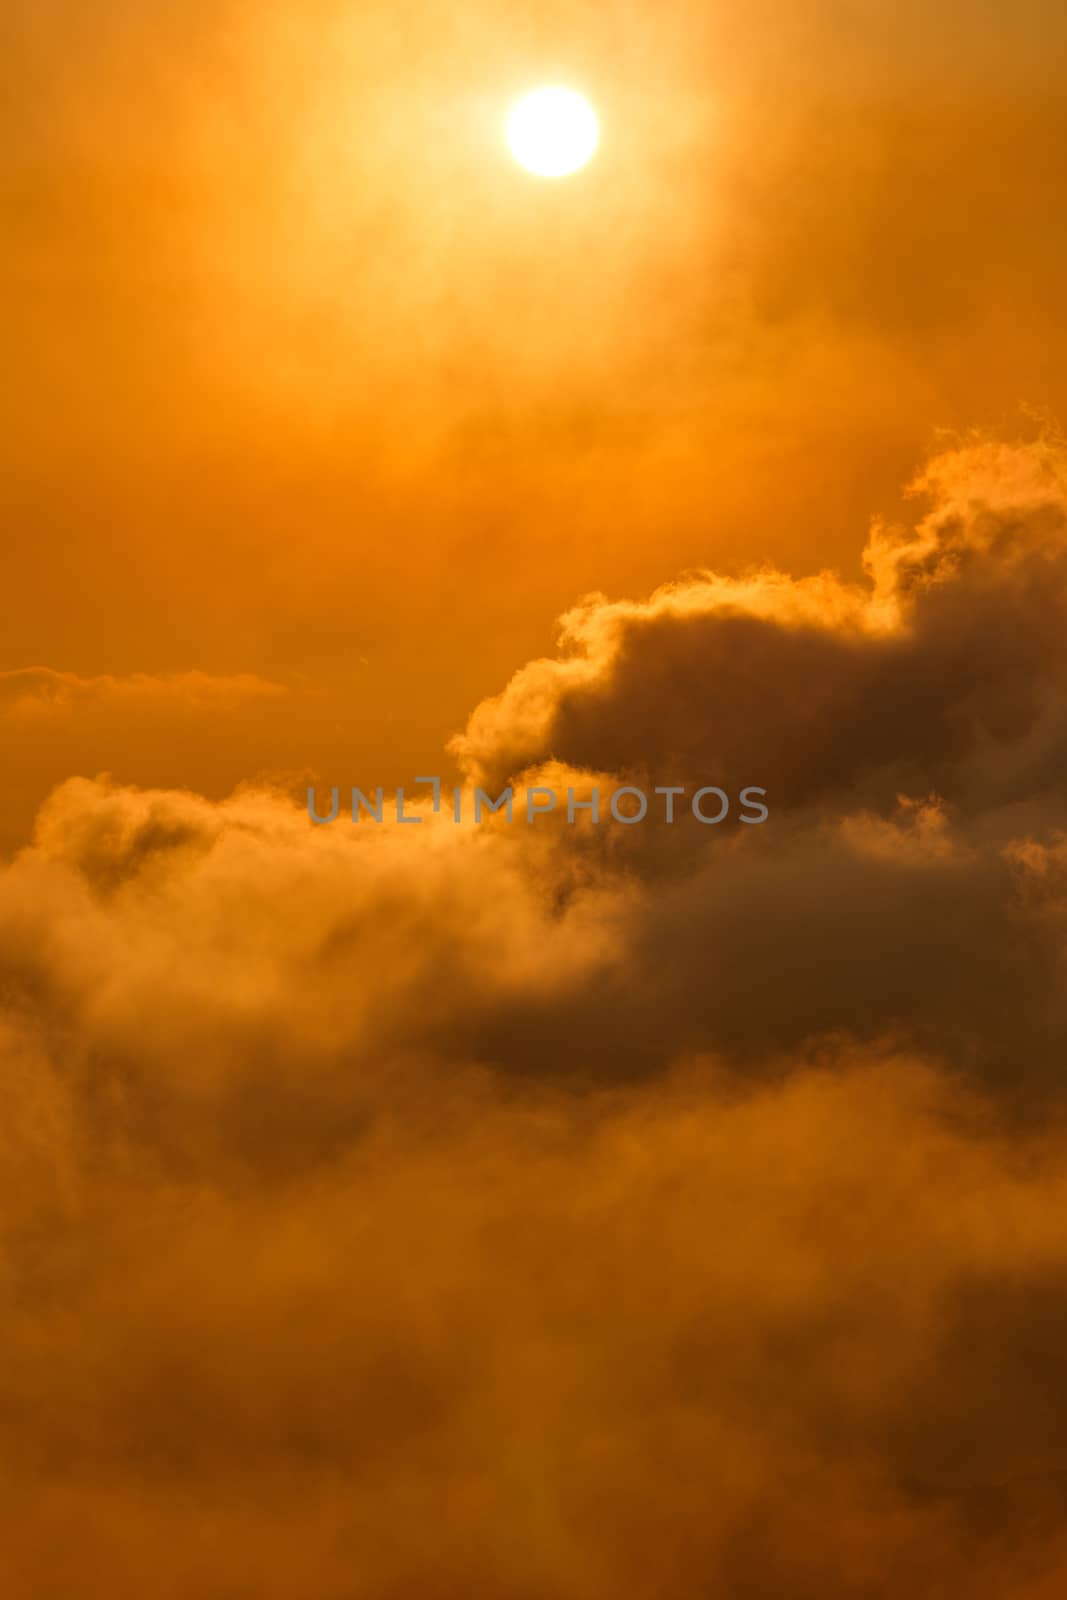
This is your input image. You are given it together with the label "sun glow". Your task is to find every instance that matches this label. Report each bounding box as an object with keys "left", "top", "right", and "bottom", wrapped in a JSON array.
[{"left": 506, "top": 87, "right": 599, "bottom": 179}]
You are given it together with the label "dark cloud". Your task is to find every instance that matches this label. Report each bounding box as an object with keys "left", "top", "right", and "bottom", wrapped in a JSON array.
[
  {"left": 454, "top": 431, "right": 1067, "bottom": 818},
  {"left": 4, "top": 438, "right": 1067, "bottom": 1592},
  {"left": 4, "top": 0, "right": 1067, "bottom": 1579}
]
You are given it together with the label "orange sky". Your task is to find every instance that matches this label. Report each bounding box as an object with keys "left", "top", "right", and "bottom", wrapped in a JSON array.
[
  {"left": 4, "top": 4, "right": 1067, "bottom": 1595},
  {"left": 3, "top": 0, "right": 1067, "bottom": 840}
]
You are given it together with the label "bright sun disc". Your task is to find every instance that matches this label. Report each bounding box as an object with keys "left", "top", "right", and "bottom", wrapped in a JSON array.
[{"left": 507, "top": 87, "right": 599, "bottom": 178}]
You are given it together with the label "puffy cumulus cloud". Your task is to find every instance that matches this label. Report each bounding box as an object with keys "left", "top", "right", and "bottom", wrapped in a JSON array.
[
  {"left": 6, "top": 435, "right": 1067, "bottom": 1592},
  {"left": 0, "top": 775, "right": 629, "bottom": 1164},
  {"left": 452, "top": 430, "right": 1067, "bottom": 818}
]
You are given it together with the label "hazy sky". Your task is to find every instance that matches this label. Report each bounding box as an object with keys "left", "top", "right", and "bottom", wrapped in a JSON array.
[
  {"left": 3, "top": 0, "right": 1066, "bottom": 827},
  {"left": 3, "top": 4, "right": 1067, "bottom": 1594}
]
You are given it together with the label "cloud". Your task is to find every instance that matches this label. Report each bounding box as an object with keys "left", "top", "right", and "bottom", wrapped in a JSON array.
[
  {"left": 4, "top": 435, "right": 1067, "bottom": 1592},
  {"left": 453, "top": 430, "right": 1067, "bottom": 820},
  {"left": 0, "top": 667, "right": 286, "bottom": 717},
  {"left": 0, "top": 669, "right": 296, "bottom": 857},
  {"left": 3, "top": 1032, "right": 1067, "bottom": 1595}
]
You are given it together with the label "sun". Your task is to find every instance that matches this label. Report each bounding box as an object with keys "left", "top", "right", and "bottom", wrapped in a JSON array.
[{"left": 507, "top": 87, "right": 600, "bottom": 179}]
